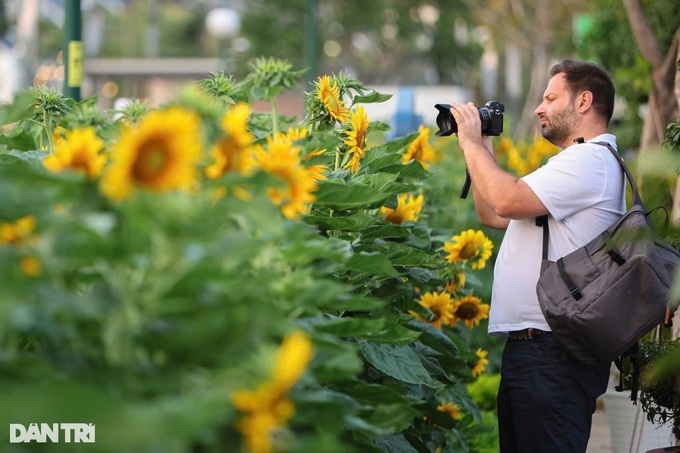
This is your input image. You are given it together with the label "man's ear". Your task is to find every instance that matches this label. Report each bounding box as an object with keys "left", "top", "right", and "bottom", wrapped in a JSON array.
[{"left": 577, "top": 91, "right": 593, "bottom": 113}]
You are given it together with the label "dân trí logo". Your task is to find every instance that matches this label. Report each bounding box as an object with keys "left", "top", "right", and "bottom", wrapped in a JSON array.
[{"left": 9, "top": 423, "right": 95, "bottom": 443}]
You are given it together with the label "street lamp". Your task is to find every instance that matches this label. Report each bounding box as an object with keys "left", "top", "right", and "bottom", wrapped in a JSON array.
[{"left": 205, "top": 7, "right": 241, "bottom": 73}]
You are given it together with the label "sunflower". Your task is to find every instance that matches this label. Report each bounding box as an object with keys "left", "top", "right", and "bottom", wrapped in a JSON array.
[
  {"left": 444, "top": 229, "right": 493, "bottom": 270},
  {"left": 284, "top": 127, "right": 308, "bottom": 142},
  {"left": 409, "top": 290, "right": 454, "bottom": 329},
  {"left": 0, "top": 216, "right": 36, "bottom": 246},
  {"left": 231, "top": 331, "right": 314, "bottom": 453},
  {"left": 206, "top": 103, "right": 255, "bottom": 179},
  {"left": 250, "top": 134, "right": 318, "bottom": 219},
  {"left": 316, "top": 75, "right": 351, "bottom": 123},
  {"left": 471, "top": 348, "right": 489, "bottom": 377},
  {"left": 302, "top": 146, "right": 329, "bottom": 181},
  {"left": 443, "top": 272, "right": 466, "bottom": 295},
  {"left": 437, "top": 401, "right": 462, "bottom": 421},
  {"left": 100, "top": 106, "right": 203, "bottom": 201},
  {"left": 402, "top": 125, "right": 439, "bottom": 169},
  {"left": 342, "top": 106, "right": 369, "bottom": 174},
  {"left": 20, "top": 256, "right": 41, "bottom": 277},
  {"left": 43, "top": 127, "right": 105, "bottom": 179},
  {"left": 381, "top": 193, "right": 424, "bottom": 225},
  {"left": 449, "top": 295, "right": 490, "bottom": 329}
]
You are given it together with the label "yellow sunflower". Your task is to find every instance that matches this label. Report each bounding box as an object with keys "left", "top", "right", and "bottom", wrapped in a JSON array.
[
  {"left": 402, "top": 125, "right": 439, "bottom": 169},
  {"left": 437, "top": 401, "right": 462, "bottom": 421},
  {"left": 316, "top": 75, "right": 351, "bottom": 123},
  {"left": 302, "top": 147, "right": 328, "bottom": 181},
  {"left": 206, "top": 103, "right": 255, "bottom": 179},
  {"left": 409, "top": 290, "right": 454, "bottom": 330},
  {"left": 250, "top": 134, "right": 318, "bottom": 219},
  {"left": 20, "top": 256, "right": 41, "bottom": 277},
  {"left": 100, "top": 106, "right": 203, "bottom": 201},
  {"left": 471, "top": 348, "right": 489, "bottom": 377},
  {"left": 449, "top": 295, "right": 490, "bottom": 329},
  {"left": 0, "top": 216, "right": 36, "bottom": 246},
  {"left": 284, "top": 127, "right": 308, "bottom": 142},
  {"left": 342, "top": 106, "right": 369, "bottom": 174},
  {"left": 231, "top": 331, "right": 314, "bottom": 453},
  {"left": 444, "top": 229, "right": 493, "bottom": 270},
  {"left": 43, "top": 127, "right": 105, "bottom": 179},
  {"left": 381, "top": 193, "right": 424, "bottom": 225},
  {"left": 443, "top": 272, "right": 466, "bottom": 295}
]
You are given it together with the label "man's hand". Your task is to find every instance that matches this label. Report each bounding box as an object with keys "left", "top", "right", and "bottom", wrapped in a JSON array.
[{"left": 450, "top": 102, "right": 493, "bottom": 155}]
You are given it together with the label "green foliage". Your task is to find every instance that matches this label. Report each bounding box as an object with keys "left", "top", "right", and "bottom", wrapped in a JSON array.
[
  {"left": 0, "top": 58, "right": 499, "bottom": 452},
  {"left": 467, "top": 373, "right": 500, "bottom": 412},
  {"left": 575, "top": 0, "right": 679, "bottom": 150},
  {"left": 637, "top": 339, "right": 680, "bottom": 439}
]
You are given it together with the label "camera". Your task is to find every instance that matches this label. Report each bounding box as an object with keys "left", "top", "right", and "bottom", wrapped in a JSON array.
[{"left": 434, "top": 101, "right": 505, "bottom": 137}]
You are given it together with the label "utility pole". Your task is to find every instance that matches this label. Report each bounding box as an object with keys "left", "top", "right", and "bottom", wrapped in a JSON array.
[{"left": 63, "top": 0, "right": 82, "bottom": 101}]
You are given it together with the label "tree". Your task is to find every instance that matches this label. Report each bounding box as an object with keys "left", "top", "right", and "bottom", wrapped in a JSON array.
[
  {"left": 239, "top": 0, "right": 482, "bottom": 87},
  {"left": 461, "top": 0, "right": 590, "bottom": 138},
  {"left": 622, "top": 0, "right": 679, "bottom": 149},
  {"left": 620, "top": 0, "right": 680, "bottom": 222}
]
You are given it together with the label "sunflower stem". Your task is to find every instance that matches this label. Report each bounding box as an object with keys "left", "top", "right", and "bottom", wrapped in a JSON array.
[
  {"left": 43, "top": 110, "right": 56, "bottom": 153},
  {"left": 334, "top": 148, "right": 341, "bottom": 171},
  {"left": 271, "top": 98, "right": 279, "bottom": 136}
]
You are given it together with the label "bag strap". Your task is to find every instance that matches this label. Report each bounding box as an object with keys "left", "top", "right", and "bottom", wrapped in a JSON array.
[
  {"left": 592, "top": 141, "right": 644, "bottom": 208},
  {"left": 537, "top": 141, "right": 635, "bottom": 261}
]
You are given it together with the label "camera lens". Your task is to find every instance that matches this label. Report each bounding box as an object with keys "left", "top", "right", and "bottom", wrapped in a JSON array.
[{"left": 434, "top": 104, "right": 456, "bottom": 136}]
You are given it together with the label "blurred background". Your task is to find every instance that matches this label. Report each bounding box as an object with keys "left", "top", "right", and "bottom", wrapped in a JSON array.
[{"left": 0, "top": 0, "right": 678, "bottom": 149}]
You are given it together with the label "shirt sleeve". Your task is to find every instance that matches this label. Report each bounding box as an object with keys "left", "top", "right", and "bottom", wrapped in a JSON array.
[{"left": 521, "top": 145, "right": 609, "bottom": 222}]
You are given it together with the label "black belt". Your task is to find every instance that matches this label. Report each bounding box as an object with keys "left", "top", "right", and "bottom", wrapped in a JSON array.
[{"left": 507, "top": 328, "right": 549, "bottom": 340}]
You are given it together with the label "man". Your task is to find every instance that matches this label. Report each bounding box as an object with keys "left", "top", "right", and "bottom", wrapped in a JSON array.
[{"left": 449, "top": 60, "right": 624, "bottom": 452}]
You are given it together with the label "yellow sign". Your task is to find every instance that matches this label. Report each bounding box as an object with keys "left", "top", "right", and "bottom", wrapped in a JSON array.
[{"left": 67, "top": 41, "right": 83, "bottom": 87}]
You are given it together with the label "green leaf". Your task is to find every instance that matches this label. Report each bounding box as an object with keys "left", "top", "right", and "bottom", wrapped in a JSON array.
[
  {"left": 308, "top": 335, "right": 364, "bottom": 380},
  {"left": 367, "top": 121, "right": 392, "bottom": 133},
  {"left": 381, "top": 159, "right": 431, "bottom": 180},
  {"left": 314, "top": 180, "right": 391, "bottom": 210},
  {"left": 358, "top": 341, "right": 444, "bottom": 388},
  {"left": 360, "top": 224, "right": 411, "bottom": 240},
  {"left": 347, "top": 252, "right": 399, "bottom": 277},
  {"left": 352, "top": 92, "right": 393, "bottom": 104},
  {"left": 303, "top": 212, "right": 378, "bottom": 232},
  {"left": 313, "top": 295, "right": 385, "bottom": 313},
  {"left": 361, "top": 145, "right": 405, "bottom": 173},
  {"left": 314, "top": 317, "right": 421, "bottom": 344},
  {"left": 384, "top": 131, "right": 419, "bottom": 154},
  {"left": 373, "top": 434, "right": 419, "bottom": 453},
  {"left": 356, "top": 242, "right": 448, "bottom": 269}
]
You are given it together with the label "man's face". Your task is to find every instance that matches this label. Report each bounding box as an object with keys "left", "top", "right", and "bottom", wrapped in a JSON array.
[{"left": 535, "top": 74, "right": 576, "bottom": 147}]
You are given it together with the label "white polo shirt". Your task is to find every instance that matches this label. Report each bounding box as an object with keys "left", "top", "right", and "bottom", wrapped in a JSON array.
[{"left": 488, "top": 134, "right": 626, "bottom": 337}]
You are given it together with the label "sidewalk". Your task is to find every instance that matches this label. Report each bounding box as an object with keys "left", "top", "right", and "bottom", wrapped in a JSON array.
[{"left": 588, "top": 399, "right": 612, "bottom": 452}]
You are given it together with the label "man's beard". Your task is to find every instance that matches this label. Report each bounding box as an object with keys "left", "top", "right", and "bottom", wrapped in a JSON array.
[{"left": 540, "top": 101, "right": 576, "bottom": 147}]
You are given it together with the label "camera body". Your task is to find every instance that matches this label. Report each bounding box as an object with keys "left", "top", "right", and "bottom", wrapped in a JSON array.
[{"left": 434, "top": 101, "right": 504, "bottom": 137}]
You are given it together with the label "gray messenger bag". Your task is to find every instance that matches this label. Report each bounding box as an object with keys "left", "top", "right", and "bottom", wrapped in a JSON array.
[{"left": 535, "top": 141, "right": 678, "bottom": 365}]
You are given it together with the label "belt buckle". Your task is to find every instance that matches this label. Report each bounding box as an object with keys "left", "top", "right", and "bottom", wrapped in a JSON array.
[{"left": 526, "top": 328, "right": 537, "bottom": 339}]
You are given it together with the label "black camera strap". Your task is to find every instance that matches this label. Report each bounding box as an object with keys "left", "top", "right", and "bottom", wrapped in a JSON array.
[{"left": 460, "top": 169, "right": 472, "bottom": 199}]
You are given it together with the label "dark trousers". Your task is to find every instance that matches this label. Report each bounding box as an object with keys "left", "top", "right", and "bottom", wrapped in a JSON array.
[{"left": 497, "top": 333, "right": 610, "bottom": 453}]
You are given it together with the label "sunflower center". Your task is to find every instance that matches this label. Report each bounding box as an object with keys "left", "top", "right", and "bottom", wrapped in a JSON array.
[
  {"left": 429, "top": 305, "right": 444, "bottom": 320},
  {"left": 455, "top": 302, "right": 479, "bottom": 320},
  {"left": 460, "top": 243, "right": 479, "bottom": 260},
  {"left": 133, "top": 140, "right": 169, "bottom": 183},
  {"left": 71, "top": 149, "right": 94, "bottom": 172}
]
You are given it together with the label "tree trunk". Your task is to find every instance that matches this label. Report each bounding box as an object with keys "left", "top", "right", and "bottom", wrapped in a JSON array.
[
  {"left": 515, "top": 0, "right": 551, "bottom": 139},
  {"left": 623, "top": 0, "right": 680, "bottom": 223}
]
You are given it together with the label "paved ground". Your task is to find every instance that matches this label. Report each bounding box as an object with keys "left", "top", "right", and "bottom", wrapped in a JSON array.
[
  {"left": 588, "top": 399, "right": 612, "bottom": 452},
  {"left": 587, "top": 389, "right": 677, "bottom": 453}
]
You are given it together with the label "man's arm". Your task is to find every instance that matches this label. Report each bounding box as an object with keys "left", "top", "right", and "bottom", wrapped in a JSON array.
[{"left": 450, "top": 102, "right": 549, "bottom": 221}]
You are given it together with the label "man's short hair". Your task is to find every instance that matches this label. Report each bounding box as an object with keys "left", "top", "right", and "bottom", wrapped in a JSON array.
[{"left": 550, "top": 60, "right": 615, "bottom": 124}]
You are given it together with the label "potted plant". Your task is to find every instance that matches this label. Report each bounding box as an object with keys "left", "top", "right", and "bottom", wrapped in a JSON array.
[{"left": 636, "top": 336, "right": 680, "bottom": 451}]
